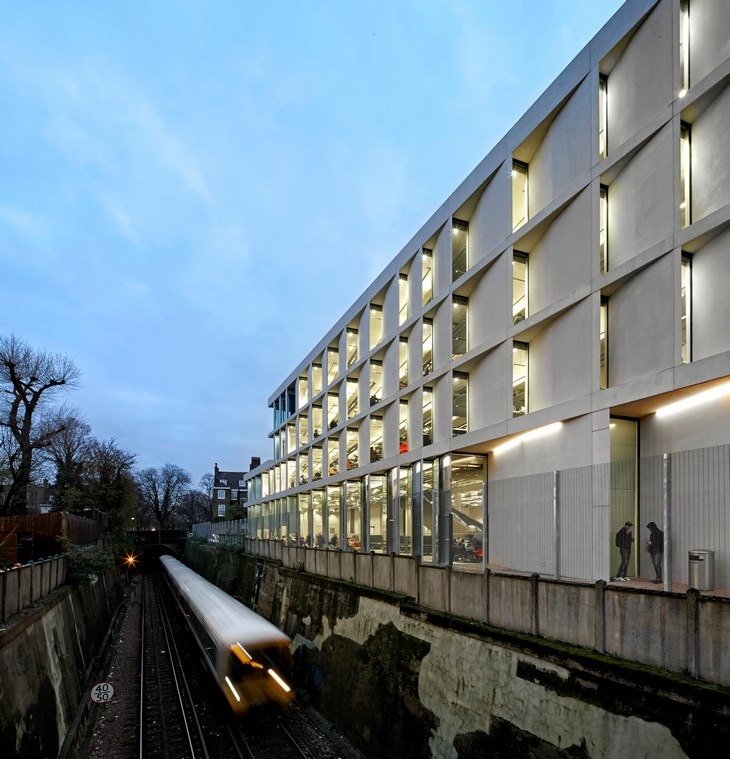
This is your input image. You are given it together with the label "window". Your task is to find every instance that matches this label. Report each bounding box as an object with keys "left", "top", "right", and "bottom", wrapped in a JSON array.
[
  {"left": 327, "top": 486, "right": 341, "bottom": 548},
  {"left": 681, "top": 254, "right": 692, "bottom": 364},
  {"left": 298, "top": 374, "right": 309, "bottom": 408},
  {"left": 600, "top": 298, "right": 608, "bottom": 390},
  {"left": 346, "top": 327, "right": 359, "bottom": 368},
  {"left": 346, "top": 377, "right": 359, "bottom": 419},
  {"left": 369, "top": 304, "right": 383, "bottom": 350},
  {"left": 452, "top": 219, "right": 468, "bottom": 282},
  {"left": 680, "top": 122, "right": 691, "bottom": 228},
  {"left": 513, "top": 341, "right": 528, "bottom": 416},
  {"left": 599, "top": 74, "right": 608, "bottom": 159},
  {"left": 287, "top": 458, "right": 296, "bottom": 489},
  {"left": 346, "top": 428, "right": 359, "bottom": 470},
  {"left": 399, "top": 273, "right": 409, "bottom": 325},
  {"left": 312, "top": 362, "right": 323, "bottom": 396},
  {"left": 452, "top": 372, "right": 468, "bottom": 436},
  {"left": 217, "top": 489, "right": 226, "bottom": 499},
  {"left": 423, "top": 387, "right": 433, "bottom": 445},
  {"left": 369, "top": 360, "right": 383, "bottom": 405},
  {"left": 312, "top": 447, "right": 323, "bottom": 480},
  {"left": 369, "top": 475, "right": 388, "bottom": 553},
  {"left": 679, "top": 1, "right": 689, "bottom": 97},
  {"left": 346, "top": 481, "right": 362, "bottom": 551},
  {"left": 399, "top": 400, "right": 409, "bottom": 453},
  {"left": 287, "top": 423, "right": 296, "bottom": 454},
  {"left": 328, "top": 437, "right": 339, "bottom": 475},
  {"left": 312, "top": 406, "right": 323, "bottom": 438},
  {"left": 423, "top": 319, "right": 433, "bottom": 376},
  {"left": 298, "top": 413, "right": 309, "bottom": 446},
  {"left": 512, "top": 160, "right": 529, "bottom": 231},
  {"left": 421, "top": 248, "right": 433, "bottom": 306},
  {"left": 512, "top": 252, "right": 528, "bottom": 324},
  {"left": 399, "top": 467, "right": 413, "bottom": 556},
  {"left": 599, "top": 185, "right": 608, "bottom": 275},
  {"left": 327, "top": 390, "right": 339, "bottom": 429},
  {"left": 399, "top": 337, "right": 409, "bottom": 388},
  {"left": 327, "top": 345, "right": 339, "bottom": 384},
  {"left": 452, "top": 295, "right": 468, "bottom": 357},
  {"left": 370, "top": 416, "right": 383, "bottom": 462},
  {"left": 298, "top": 451, "right": 309, "bottom": 485}
]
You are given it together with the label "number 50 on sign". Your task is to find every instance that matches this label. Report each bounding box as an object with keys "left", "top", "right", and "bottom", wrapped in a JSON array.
[{"left": 90, "top": 682, "right": 116, "bottom": 703}]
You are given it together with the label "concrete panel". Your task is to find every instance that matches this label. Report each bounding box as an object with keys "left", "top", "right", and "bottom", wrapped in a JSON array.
[
  {"left": 470, "top": 168, "right": 509, "bottom": 263},
  {"left": 487, "top": 573, "right": 534, "bottom": 634},
  {"left": 470, "top": 249, "right": 509, "bottom": 350},
  {"left": 691, "top": 0, "right": 730, "bottom": 85},
  {"left": 449, "top": 569, "right": 485, "bottom": 622},
  {"left": 691, "top": 84, "right": 730, "bottom": 222},
  {"left": 607, "top": 1, "right": 674, "bottom": 151},
  {"left": 18, "top": 567, "right": 31, "bottom": 610},
  {"left": 531, "top": 78, "right": 593, "bottom": 215},
  {"left": 393, "top": 555, "right": 416, "bottom": 597},
  {"left": 693, "top": 227, "right": 730, "bottom": 360},
  {"left": 2, "top": 571, "right": 19, "bottom": 620},
  {"left": 530, "top": 301, "right": 593, "bottom": 411},
  {"left": 41, "top": 561, "right": 51, "bottom": 596},
  {"left": 604, "top": 587, "right": 687, "bottom": 672},
  {"left": 417, "top": 565, "right": 448, "bottom": 614},
  {"left": 538, "top": 580, "right": 596, "bottom": 648},
  {"left": 529, "top": 188, "right": 593, "bottom": 313},
  {"left": 372, "top": 553, "right": 394, "bottom": 592},
  {"left": 698, "top": 596, "right": 730, "bottom": 686},
  {"left": 354, "top": 552, "right": 372, "bottom": 587},
  {"left": 469, "top": 342, "right": 510, "bottom": 432},
  {"left": 608, "top": 124, "right": 674, "bottom": 266},
  {"left": 609, "top": 255, "right": 675, "bottom": 385}
]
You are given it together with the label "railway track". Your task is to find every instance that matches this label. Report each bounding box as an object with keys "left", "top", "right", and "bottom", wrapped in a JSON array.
[{"left": 137, "top": 572, "right": 353, "bottom": 759}]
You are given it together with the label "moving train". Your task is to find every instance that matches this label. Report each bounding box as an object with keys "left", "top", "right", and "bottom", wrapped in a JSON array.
[{"left": 159, "top": 555, "right": 294, "bottom": 715}]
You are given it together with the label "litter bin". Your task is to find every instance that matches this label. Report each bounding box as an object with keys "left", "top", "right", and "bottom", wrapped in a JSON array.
[{"left": 688, "top": 549, "right": 715, "bottom": 591}]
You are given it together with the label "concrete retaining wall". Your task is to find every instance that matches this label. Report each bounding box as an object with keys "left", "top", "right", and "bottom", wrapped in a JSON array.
[{"left": 185, "top": 542, "right": 730, "bottom": 759}]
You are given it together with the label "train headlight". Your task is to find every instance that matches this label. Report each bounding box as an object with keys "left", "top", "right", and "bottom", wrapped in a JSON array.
[{"left": 224, "top": 676, "right": 241, "bottom": 702}]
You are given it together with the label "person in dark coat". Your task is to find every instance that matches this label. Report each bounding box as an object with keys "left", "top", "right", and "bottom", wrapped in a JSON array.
[
  {"left": 614, "top": 521, "right": 634, "bottom": 580},
  {"left": 646, "top": 521, "right": 664, "bottom": 584}
]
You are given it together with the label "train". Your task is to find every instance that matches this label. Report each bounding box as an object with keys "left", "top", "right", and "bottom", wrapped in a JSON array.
[{"left": 159, "top": 555, "right": 294, "bottom": 715}]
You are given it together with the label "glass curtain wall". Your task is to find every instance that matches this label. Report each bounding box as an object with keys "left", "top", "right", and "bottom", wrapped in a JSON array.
[
  {"left": 422, "top": 248, "right": 433, "bottom": 305},
  {"left": 452, "top": 372, "right": 468, "bottom": 435},
  {"left": 513, "top": 342, "right": 528, "bottom": 416},
  {"left": 451, "top": 454, "right": 486, "bottom": 565},
  {"left": 327, "top": 346, "right": 339, "bottom": 385},
  {"left": 399, "top": 467, "right": 413, "bottom": 555},
  {"left": 298, "top": 374, "right": 308, "bottom": 409},
  {"left": 399, "top": 273, "right": 409, "bottom": 324},
  {"left": 312, "top": 490, "right": 325, "bottom": 548},
  {"left": 346, "top": 377, "right": 359, "bottom": 419},
  {"left": 423, "top": 387, "right": 433, "bottom": 445},
  {"left": 452, "top": 219, "right": 468, "bottom": 281},
  {"left": 300, "top": 493, "right": 312, "bottom": 546},
  {"left": 287, "top": 495, "right": 297, "bottom": 544},
  {"left": 327, "top": 486, "right": 341, "bottom": 548},
  {"left": 346, "top": 328, "right": 359, "bottom": 368},
  {"left": 370, "top": 416, "right": 383, "bottom": 463},
  {"left": 328, "top": 437, "right": 339, "bottom": 475},
  {"left": 312, "top": 406, "right": 323, "bottom": 438},
  {"left": 370, "top": 304, "right": 383, "bottom": 350},
  {"left": 422, "top": 460, "right": 439, "bottom": 563},
  {"left": 370, "top": 360, "right": 383, "bottom": 405},
  {"left": 512, "top": 160, "right": 529, "bottom": 231},
  {"left": 369, "top": 474, "right": 388, "bottom": 552},
  {"left": 399, "top": 337, "right": 409, "bottom": 388},
  {"left": 312, "top": 447, "right": 323, "bottom": 481},
  {"left": 312, "top": 362, "right": 323, "bottom": 396},
  {"left": 423, "top": 319, "right": 433, "bottom": 376},
  {"left": 399, "top": 400, "right": 409, "bottom": 453},
  {"left": 452, "top": 296, "right": 468, "bottom": 357},
  {"left": 512, "top": 253, "right": 528, "bottom": 324},
  {"left": 327, "top": 390, "right": 339, "bottom": 429},
  {"left": 346, "top": 481, "right": 362, "bottom": 551},
  {"left": 346, "top": 428, "right": 359, "bottom": 470}
]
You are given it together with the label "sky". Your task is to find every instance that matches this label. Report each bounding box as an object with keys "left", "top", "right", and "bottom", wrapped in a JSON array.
[{"left": 0, "top": 0, "right": 626, "bottom": 488}]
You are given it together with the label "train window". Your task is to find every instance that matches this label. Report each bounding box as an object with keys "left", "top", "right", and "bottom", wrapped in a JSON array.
[{"left": 230, "top": 651, "right": 246, "bottom": 681}]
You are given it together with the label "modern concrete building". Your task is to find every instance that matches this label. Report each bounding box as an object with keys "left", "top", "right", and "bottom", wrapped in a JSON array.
[{"left": 245, "top": 0, "right": 730, "bottom": 589}]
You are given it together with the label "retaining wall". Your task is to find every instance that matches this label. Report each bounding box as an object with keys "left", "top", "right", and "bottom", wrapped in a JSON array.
[{"left": 0, "top": 556, "right": 68, "bottom": 622}]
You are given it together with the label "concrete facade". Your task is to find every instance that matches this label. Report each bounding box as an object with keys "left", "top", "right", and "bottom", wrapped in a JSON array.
[{"left": 244, "top": 0, "right": 730, "bottom": 589}]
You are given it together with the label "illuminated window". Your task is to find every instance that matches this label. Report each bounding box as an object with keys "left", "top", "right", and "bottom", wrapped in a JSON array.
[
  {"left": 600, "top": 298, "right": 608, "bottom": 390},
  {"left": 513, "top": 341, "right": 528, "bottom": 417},
  {"left": 399, "top": 273, "right": 409, "bottom": 325},
  {"left": 327, "top": 345, "right": 339, "bottom": 384},
  {"left": 421, "top": 248, "right": 433, "bottom": 306},
  {"left": 512, "top": 160, "right": 529, "bottom": 231},
  {"left": 346, "top": 428, "right": 359, "bottom": 470},
  {"left": 512, "top": 252, "right": 528, "bottom": 324},
  {"left": 399, "top": 400, "right": 409, "bottom": 453},
  {"left": 312, "top": 447, "right": 323, "bottom": 481},
  {"left": 399, "top": 337, "right": 409, "bottom": 388},
  {"left": 298, "top": 414, "right": 309, "bottom": 446},
  {"left": 346, "top": 377, "right": 359, "bottom": 419},
  {"left": 423, "top": 387, "right": 433, "bottom": 445},
  {"left": 327, "top": 486, "right": 340, "bottom": 548},
  {"left": 312, "top": 406, "right": 323, "bottom": 438},
  {"left": 346, "top": 327, "right": 359, "bottom": 368},
  {"left": 328, "top": 437, "right": 339, "bottom": 475},
  {"left": 298, "top": 373, "right": 308, "bottom": 408},
  {"left": 679, "top": 1, "right": 689, "bottom": 97},
  {"left": 287, "top": 424, "right": 296, "bottom": 454},
  {"left": 369, "top": 475, "right": 387, "bottom": 553},
  {"left": 452, "top": 219, "right": 468, "bottom": 282},
  {"left": 369, "top": 416, "right": 383, "bottom": 463},
  {"left": 298, "top": 451, "right": 309, "bottom": 485},
  {"left": 599, "top": 74, "right": 608, "bottom": 159},
  {"left": 369, "top": 304, "right": 383, "bottom": 350},
  {"left": 680, "top": 122, "right": 691, "bottom": 228},
  {"left": 452, "top": 295, "right": 468, "bottom": 357},
  {"left": 681, "top": 254, "right": 692, "bottom": 364},
  {"left": 312, "top": 362, "right": 323, "bottom": 396},
  {"left": 452, "top": 372, "right": 468, "bottom": 436},
  {"left": 423, "top": 319, "right": 433, "bottom": 376},
  {"left": 599, "top": 185, "right": 608, "bottom": 275},
  {"left": 327, "top": 391, "right": 339, "bottom": 429},
  {"left": 369, "top": 359, "right": 383, "bottom": 406}
]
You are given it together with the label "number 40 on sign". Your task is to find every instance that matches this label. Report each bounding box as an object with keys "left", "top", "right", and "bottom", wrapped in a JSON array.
[{"left": 90, "top": 682, "right": 116, "bottom": 703}]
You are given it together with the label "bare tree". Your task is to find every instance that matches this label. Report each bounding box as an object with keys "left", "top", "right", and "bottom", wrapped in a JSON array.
[
  {"left": 178, "top": 488, "right": 212, "bottom": 527},
  {"left": 136, "top": 464, "right": 191, "bottom": 529},
  {"left": 0, "top": 335, "right": 80, "bottom": 514},
  {"left": 82, "top": 438, "right": 137, "bottom": 532},
  {"left": 199, "top": 472, "right": 214, "bottom": 518}
]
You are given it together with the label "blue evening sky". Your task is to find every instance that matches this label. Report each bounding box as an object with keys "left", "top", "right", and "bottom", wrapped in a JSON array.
[{"left": 0, "top": 1, "right": 625, "bottom": 486}]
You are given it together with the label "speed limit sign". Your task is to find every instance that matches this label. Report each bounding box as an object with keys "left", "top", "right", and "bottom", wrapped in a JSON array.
[{"left": 90, "top": 682, "right": 116, "bottom": 703}]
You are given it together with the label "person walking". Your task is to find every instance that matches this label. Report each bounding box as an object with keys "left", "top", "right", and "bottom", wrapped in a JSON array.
[
  {"left": 646, "top": 521, "right": 664, "bottom": 584},
  {"left": 614, "top": 521, "right": 634, "bottom": 580}
]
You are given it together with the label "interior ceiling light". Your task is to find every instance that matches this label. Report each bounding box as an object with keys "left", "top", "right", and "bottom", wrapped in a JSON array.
[
  {"left": 493, "top": 422, "right": 562, "bottom": 455},
  {"left": 655, "top": 382, "right": 730, "bottom": 417}
]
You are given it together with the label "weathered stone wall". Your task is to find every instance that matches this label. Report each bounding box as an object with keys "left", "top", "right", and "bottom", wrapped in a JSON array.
[
  {"left": 185, "top": 542, "right": 730, "bottom": 759},
  {"left": 0, "top": 572, "right": 123, "bottom": 758}
]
